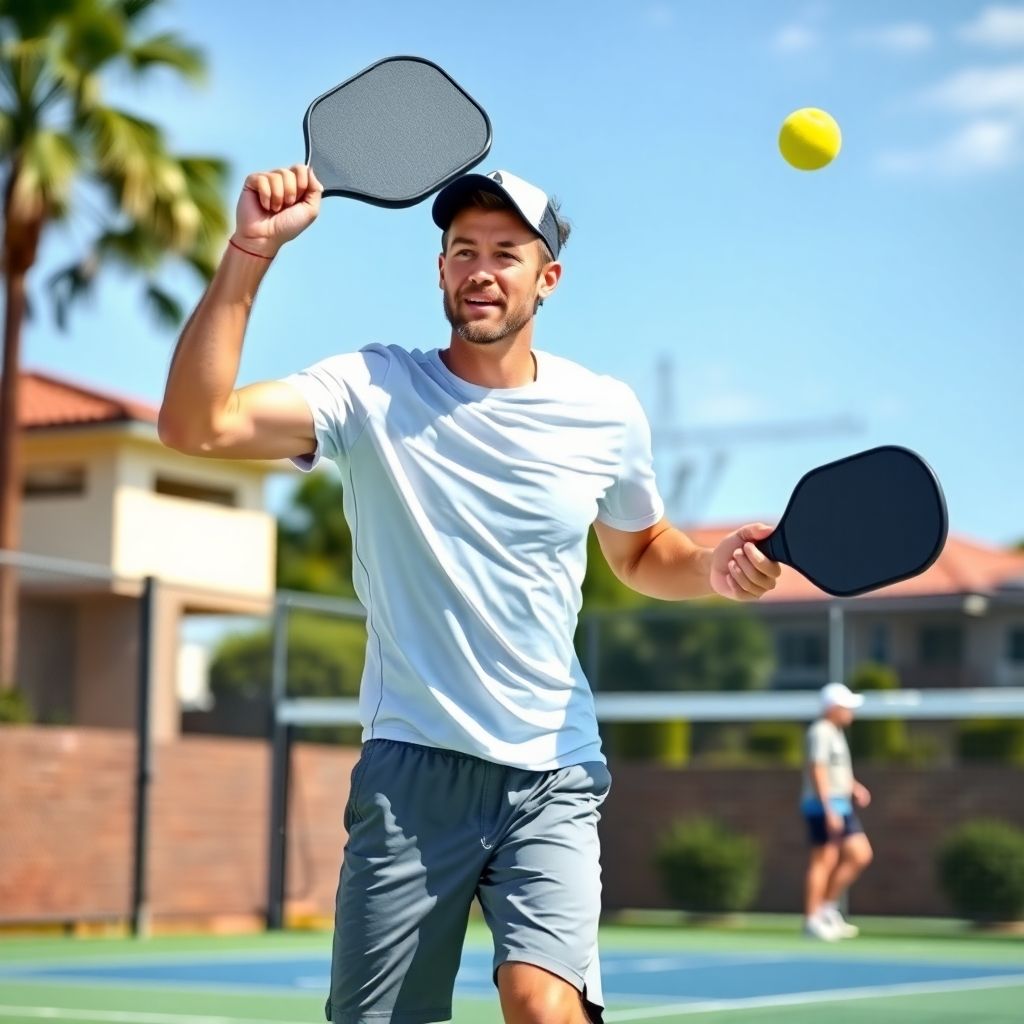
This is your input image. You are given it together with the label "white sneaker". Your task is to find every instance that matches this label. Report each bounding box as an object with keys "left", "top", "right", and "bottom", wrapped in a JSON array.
[
  {"left": 803, "top": 913, "right": 841, "bottom": 941},
  {"left": 822, "top": 907, "right": 859, "bottom": 938}
]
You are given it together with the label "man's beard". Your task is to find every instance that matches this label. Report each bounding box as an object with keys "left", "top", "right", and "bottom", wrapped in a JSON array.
[{"left": 443, "top": 289, "right": 534, "bottom": 344}]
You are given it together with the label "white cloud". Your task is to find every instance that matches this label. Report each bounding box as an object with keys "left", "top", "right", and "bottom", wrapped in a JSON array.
[
  {"left": 644, "top": 3, "right": 675, "bottom": 28},
  {"left": 772, "top": 24, "right": 820, "bottom": 54},
  {"left": 853, "top": 23, "right": 934, "bottom": 53},
  {"left": 876, "top": 119, "right": 1022, "bottom": 176},
  {"left": 958, "top": 5, "right": 1024, "bottom": 47},
  {"left": 919, "top": 64, "right": 1024, "bottom": 115}
]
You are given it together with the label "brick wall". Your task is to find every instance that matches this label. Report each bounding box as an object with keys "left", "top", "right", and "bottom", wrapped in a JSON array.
[
  {"left": 0, "top": 727, "right": 356, "bottom": 927},
  {"left": 2, "top": 726, "right": 1022, "bottom": 924},
  {"left": 600, "top": 763, "right": 1024, "bottom": 915}
]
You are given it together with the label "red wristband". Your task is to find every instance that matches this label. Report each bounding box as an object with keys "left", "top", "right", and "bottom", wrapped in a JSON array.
[{"left": 228, "top": 237, "right": 273, "bottom": 261}]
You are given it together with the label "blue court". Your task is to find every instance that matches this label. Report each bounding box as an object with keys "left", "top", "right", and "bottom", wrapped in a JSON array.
[{"left": 3, "top": 942, "right": 1023, "bottom": 1017}]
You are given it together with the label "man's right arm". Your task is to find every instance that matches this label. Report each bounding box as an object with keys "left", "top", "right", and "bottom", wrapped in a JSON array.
[{"left": 158, "top": 164, "right": 323, "bottom": 461}]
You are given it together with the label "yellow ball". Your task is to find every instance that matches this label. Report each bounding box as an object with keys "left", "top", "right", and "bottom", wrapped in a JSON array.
[{"left": 779, "top": 108, "right": 842, "bottom": 170}]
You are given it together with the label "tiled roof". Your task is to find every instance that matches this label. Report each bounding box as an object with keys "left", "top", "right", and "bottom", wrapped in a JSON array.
[
  {"left": 17, "top": 371, "right": 158, "bottom": 428},
  {"left": 685, "top": 525, "right": 1024, "bottom": 601}
]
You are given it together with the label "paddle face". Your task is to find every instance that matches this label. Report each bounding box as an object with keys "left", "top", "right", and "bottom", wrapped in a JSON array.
[
  {"left": 303, "top": 56, "right": 492, "bottom": 207},
  {"left": 756, "top": 446, "right": 948, "bottom": 597}
]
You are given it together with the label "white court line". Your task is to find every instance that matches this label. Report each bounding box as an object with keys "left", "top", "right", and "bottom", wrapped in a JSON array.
[
  {"left": 0, "top": 1009, "right": 310, "bottom": 1024},
  {"left": 603, "top": 954, "right": 790, "bottom": 974},
  {"left": 602, "top": 972, "right": 1024, "bottom": 1021}
]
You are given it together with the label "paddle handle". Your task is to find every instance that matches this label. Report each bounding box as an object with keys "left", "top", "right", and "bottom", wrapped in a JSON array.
[{"left": 755, "top": 530, "right": 788, "bottom": 565}]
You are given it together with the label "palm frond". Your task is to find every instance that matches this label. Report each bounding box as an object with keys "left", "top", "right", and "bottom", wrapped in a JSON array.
[
  {"left": 83, "top": 105, "right": 162, "bottom": 216},
  {"left": 143, "top": 282, "right": 183, "bottom": 328},
  {"left": 178, "top": 154, "right": 229, "bottom": 247},
  {"left": 116, "top": 0, "right": 161, "bottom": 23},
  {"left": 0, "top": 108, "right": 13, "bottom": 158},
  {"left": 9, "top": 127, "right": 79, "bottom": 220},
  {"left": 0, "top": 36, "right": 50, "bottom": 111},
  {"left": 47, "top": 249, "right": 99, "bottom": 331},
  {"left": 0, "top": 0, "right": 76, "bottom": 44},
  {"left": 95, "top": 222, "right": 162, "bottom": 270},
  {"left": 127, "top": 32, "right": 204, "bottom": 81},
  {"left": 60, "top": 3, "right": 127, "bottom": 76}
]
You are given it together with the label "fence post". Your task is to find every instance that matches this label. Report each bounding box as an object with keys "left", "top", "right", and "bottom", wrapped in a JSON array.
[
  {"left": 266, "top": 595, "right": 290, "bottom": 930},
  {"left": 131, "top": 575, "right": 156, "bottom": 938}
]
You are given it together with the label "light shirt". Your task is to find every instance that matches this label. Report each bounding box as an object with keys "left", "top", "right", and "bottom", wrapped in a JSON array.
[
  {"left": 284, "top": 344, "right": 664, "bottom": 770},
  {"left": 801, "top": 717, "right": 855, "bottom": 814}
]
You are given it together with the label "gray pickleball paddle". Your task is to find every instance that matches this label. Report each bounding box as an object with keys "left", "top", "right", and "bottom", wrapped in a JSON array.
[{"left": 303, "top": 56, "right": 492, "bottom": 208}]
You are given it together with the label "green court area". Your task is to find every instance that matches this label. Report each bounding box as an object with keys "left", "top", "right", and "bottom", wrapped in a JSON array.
[{"left": 1, "top": 921, "right": 1022, "bottom": 1023}]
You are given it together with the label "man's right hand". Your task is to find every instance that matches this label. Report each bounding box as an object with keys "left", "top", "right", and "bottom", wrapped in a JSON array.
[{"left": 232, "top": 164, "right": 323, "bottom": 258}]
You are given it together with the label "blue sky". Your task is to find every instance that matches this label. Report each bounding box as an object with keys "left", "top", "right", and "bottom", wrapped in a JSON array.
[{"left": 23, "top": 0, "right": 1024, "bottom": 545}]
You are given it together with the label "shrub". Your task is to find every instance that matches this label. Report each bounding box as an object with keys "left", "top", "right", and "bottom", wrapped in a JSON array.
[
  {"left": 957, "top": 720, "right": 1024, "bottom": 765},
  {"left": 604, "top": 720, "right": 690, "bottom": 765},
  {"left": 938, "top": 820, "right": 1024, "bottom": 922},
  {"left": 746, "top": 722, "right": 803, "bottom": 766},
  {"left": 0, "top": 688, "right": 31, "bottom": 724},
  {"left": 846, "top": 662, "right": 908, "bottom": 762},
  {"left": 655, "top": 818, "right": 760, "bottom": 913}
]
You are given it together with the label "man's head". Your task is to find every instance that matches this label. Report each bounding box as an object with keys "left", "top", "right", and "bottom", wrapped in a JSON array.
[
  {"left": 432, "top": 170, "right": 570, "bottom": 345},
  {"left": 820, "top": 681, "right": 864, "bottom": 727}
]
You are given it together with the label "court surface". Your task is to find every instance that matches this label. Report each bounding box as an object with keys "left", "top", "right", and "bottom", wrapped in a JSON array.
[{"left": 1, "top": 923, "right": 1022, "bottom": 1023}]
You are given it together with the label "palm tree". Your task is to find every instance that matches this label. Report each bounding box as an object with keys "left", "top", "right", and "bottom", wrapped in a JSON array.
[{"left": 1, "top": 0, "right": 229, "bottom": 688}]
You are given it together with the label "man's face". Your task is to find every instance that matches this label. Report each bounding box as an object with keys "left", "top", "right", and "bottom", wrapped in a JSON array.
[
  {"left": 439, "top": 207, "right": 557, "bottom": 345},
  {"left": 827, "top": 705, "right": 855, "bottom": 728}
]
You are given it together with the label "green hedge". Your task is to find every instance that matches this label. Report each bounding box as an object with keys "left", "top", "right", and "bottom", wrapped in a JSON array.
[
  {"left": 846, "top": 662, "right": 909, "bottom": 762},
  {"left": 938, "top": 820, "right": 1024, "bottom": 922},
  {"left": 0, "top": 688, "right": 31, "bottom": 724},
  {"left": 655, "top": 818, "right": 760, "bottom": 913},
  {"left": 957, "top": 720, "right": 1024, "bottom": 765},
  {"left": 745, "top": 722, "right": 803, "bottom": 766},
  {"left": 604, "top": 720, "right": 690, "bottom": 765}
]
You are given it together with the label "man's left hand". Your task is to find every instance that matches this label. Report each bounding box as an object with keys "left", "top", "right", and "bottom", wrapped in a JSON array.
[
  {"left": 853, "top": 782, "right": 872, "bottom": 808},
  {"left": 709, "top": 524, "right": 782, "bottom": 601}
]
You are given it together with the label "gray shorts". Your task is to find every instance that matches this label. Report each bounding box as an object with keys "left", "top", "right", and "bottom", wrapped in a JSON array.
[{"left": 325, "top": 738, "right": 612, "bottom": 1024}]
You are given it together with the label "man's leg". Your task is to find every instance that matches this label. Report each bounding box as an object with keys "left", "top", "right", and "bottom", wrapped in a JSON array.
[
  {"left": 479, "top": 760, "right": 612, "bottom": 1024},
  {"left": 327, "top": 740, "right": 488, "bottom": 1023},
  {"left": 806, "top": 844, "right": 840, "bottom": 916},
  {"left": 497, "top": 963, "right": 590, "bottom": 1024},
  {"left": 825, "top": 832, "right": 874, "bottom": 904}
]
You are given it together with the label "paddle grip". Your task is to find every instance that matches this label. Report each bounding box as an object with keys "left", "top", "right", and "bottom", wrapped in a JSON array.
[{"left": 755, "top": 531, "right": 788, "bottom": 565}]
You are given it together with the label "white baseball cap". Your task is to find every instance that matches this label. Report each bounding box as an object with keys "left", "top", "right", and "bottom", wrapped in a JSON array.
[
  {"left": 821, "top": 682, "right": 865, "bottom": 710},
  {"left": 431, "top": 169, "right": 562, "bottom": 258}
]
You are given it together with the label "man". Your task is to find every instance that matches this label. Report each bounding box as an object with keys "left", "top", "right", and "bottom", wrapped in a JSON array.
[
  {"left": 159, "top": 163, "right": 782, "bottom": 1024},
  {"left": 801, "top": 681, "right": 874, "bottom": 941}
]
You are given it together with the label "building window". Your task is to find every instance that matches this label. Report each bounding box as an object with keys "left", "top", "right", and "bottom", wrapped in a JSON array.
[
  {"left": 1008, "top": 626, "right": 1024, "bottom": 665},
  {"left": 919, "top": 625, "right": 963, "bottom": 666},
  {"left": 868, "top": 623, "right": 889, "bottom": 664},
  {"left": 24, "top": 465, "right": 86, "bottom": 498},
  {"left": 155, "top": 476, "right": 237, "bottom": 508},
  {"left": 778, "top": 630, "right": 827, "bottom": 669}
]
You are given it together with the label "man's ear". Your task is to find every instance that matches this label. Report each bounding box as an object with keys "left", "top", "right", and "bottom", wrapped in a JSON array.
[
  {"left": 438, "top": 252, "right": 445, "bottom": 290},
  {"left": 537, "top": 261, "right": 562, "bottom": 302}
]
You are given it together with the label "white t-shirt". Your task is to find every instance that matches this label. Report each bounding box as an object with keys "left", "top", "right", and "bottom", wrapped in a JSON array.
[
  {"left": 283, "top": 344, "right": 664, "bottom": 770},
  {"left": 801, "top": 718, "right": 855, "bottom": 813}
]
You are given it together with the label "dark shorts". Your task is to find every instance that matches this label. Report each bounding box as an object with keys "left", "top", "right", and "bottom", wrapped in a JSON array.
[
  {"left": 326, "top": 738, "right": 612, "bottom": 1024},
  {"left": 804, "top": 809, "right": 865, "bottom": 847}
]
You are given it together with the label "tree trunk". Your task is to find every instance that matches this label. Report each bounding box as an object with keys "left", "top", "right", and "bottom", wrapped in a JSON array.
[
  {"left": 1, "top": 158, "right": 43, "bottom": 691},
  {"left": 0, "top": 268, "right": 26, "bottom": 689}
]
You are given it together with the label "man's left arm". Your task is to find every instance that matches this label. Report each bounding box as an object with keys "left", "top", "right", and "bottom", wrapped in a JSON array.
[{"left": 593, "top": 517, "right": 781, "bottom": 602}]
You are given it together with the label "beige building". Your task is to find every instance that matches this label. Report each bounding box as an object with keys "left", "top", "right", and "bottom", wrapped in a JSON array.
[{"left": 13, "top": 370, "right": 282, "bottom": 740}]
